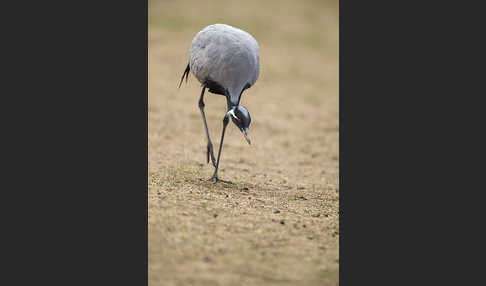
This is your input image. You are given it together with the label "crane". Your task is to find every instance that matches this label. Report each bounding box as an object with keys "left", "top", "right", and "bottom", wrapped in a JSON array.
[{"left": 179, "top": 24, "right": 260, "bottom": 183}]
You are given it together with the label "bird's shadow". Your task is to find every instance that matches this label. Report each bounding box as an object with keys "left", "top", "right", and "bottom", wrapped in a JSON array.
[
  {"left": 188, "top": 175, "right": 260, "bottom": 192},
  {"left": 163, "top": 165, "right": 266, "bottom": 193},
  {"left": 194, "top": 177, "right": 248, "bottom": 190}
]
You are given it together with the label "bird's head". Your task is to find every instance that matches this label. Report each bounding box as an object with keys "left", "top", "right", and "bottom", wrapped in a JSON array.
[{"left": 227, "top": 106, "right": 251, "bottom": 145}]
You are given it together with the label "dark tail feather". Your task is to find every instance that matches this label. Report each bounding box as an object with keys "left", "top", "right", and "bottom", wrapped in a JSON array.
[{"left": 178, "top": 63, "right": 190, "bottom": 88}]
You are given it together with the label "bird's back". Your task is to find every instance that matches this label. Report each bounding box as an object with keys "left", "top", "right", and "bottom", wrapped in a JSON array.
[{"left": 189, "top": 24, "right": 260, "bottom": 105}]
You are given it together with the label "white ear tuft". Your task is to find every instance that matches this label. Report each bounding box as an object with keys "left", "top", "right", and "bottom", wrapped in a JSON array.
[{"left": 227, "top": 108, "right": 238, "bottom": 120}]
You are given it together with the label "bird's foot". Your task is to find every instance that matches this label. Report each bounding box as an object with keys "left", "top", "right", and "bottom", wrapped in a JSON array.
[
  {"left": 209, "top": 176, "right": 218, "bottom": 184},
  {"left": 206, "top": 143, "right": 216, "bottom": 167},
  {"left": 208, "top": 175, "right": 232, "bottom": 184}
]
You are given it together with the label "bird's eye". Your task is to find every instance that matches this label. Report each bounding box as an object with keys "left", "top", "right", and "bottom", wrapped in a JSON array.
[{"left": 237, "top": 118, "right": 242, "bottom": 124}]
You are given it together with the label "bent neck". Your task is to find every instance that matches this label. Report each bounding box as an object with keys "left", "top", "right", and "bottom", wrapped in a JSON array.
[
  {"left": 226, "top": 97, "right": 238, "bottom": 111},
  {"left": 226, "top": 85, "right": 246, "bottom": 110}
]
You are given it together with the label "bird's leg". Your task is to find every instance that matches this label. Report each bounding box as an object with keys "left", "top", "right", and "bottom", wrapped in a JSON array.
[
  {"left": 210, "top": 114, "right": 232, "bottom": 184},
  {"left": 199, "top": 85, "right": 216, "bottom": 167}
]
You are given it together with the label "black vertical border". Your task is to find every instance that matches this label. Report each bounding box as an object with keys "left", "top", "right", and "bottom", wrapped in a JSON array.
[
  {"left": 3, "top": 1, "right": 149, "bottom": 284},
  {"left": 338, "top": 0, "right": 478, "bottom": 284}
]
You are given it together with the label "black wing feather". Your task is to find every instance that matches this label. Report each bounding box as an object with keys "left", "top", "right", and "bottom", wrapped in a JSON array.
[
  {"left": 205, "top": 79, "right": 226, "bottom": 96},
  {"left": 178, "top": 63, "right": 190, "bottom": 88}
]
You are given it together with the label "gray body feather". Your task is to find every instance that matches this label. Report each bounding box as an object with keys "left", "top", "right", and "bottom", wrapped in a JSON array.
[{"left": 189, "top": 24, "right": 260, "bottom": 107}]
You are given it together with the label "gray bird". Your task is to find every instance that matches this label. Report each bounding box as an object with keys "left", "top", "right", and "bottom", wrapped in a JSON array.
[{"left": 179, "top": 24, "right": 260, "bottom": 183}]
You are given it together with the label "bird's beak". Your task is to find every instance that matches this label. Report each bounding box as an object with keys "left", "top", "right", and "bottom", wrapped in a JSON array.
[{"left": 243, "top": 127, "right": 251, "bottom": 145}]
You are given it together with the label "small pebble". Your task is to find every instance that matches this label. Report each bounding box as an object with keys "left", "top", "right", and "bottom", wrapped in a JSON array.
[
  {"left": 273, "top": 210, "right": 280, "bottom": 214},
  {"left": 280, "top": 220, "right": 285, "bottom": 225}
]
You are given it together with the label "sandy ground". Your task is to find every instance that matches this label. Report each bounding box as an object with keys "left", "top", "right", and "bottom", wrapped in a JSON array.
[{"left": 149, "top": 0, "right": 339, "bottom": 285}]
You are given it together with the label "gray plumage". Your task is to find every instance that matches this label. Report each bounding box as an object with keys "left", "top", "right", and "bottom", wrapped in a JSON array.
[
  {"left": 179, "top": 24, "right": 259, "bottom": 183},
  {"left": 189, "top": 24, "right": 260, "bottom": 107}
]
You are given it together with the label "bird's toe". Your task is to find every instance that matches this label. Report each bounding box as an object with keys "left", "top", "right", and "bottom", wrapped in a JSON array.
[
  {"left": 209, "top": 176, "right": 218, "bottom": 184},
  {"left": 208, "top": 175, "right": 232, "bottom": 184}
]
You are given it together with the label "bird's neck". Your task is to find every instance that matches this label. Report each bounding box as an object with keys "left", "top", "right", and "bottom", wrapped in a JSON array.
[
  {"left": 226, "top": 98, "right": 238, "bottom": 111},
  {"left": 225, "top": 85, "right": 245, "bottom": 110}
]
